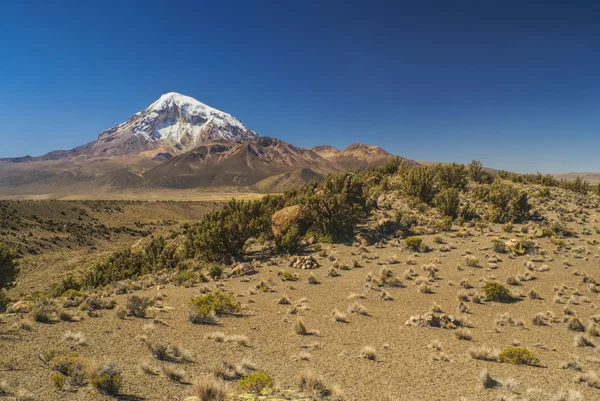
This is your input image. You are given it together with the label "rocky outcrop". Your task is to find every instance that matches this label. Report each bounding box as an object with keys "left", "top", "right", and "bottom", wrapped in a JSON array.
[{"left": 272, "top": 205, "right": 303, "bottom": 237}]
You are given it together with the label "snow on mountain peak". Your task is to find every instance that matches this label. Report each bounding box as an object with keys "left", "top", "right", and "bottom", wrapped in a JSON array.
[{"left": 91, "top": 92, "right": 258, "bottom": 157}]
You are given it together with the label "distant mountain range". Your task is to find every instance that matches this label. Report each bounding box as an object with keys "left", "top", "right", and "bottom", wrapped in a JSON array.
[{"left": 0, "top": 93, "right": 413, "bottom": 196}]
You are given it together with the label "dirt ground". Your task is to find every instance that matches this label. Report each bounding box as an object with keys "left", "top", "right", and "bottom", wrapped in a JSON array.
[{"left": 2, "top": 207, "right": 600, "bottom": 400}]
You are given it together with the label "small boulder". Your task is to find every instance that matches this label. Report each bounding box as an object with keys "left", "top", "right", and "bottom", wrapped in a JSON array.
[{"left": 272, "top": 205, "right": 303, "bottom": 237}]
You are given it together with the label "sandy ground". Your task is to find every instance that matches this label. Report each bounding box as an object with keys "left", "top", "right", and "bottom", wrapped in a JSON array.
[{"left": 2, "top": 219, "right": 600, "bottom": 400}]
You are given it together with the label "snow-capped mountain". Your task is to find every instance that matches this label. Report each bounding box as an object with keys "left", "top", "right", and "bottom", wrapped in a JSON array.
[{"left": 80, "top": 92, "right": 258, "bottom": 157}]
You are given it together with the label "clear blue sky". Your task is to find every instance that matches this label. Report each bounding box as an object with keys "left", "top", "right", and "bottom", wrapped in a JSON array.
[{"left": 1, "top": 1, "right": 599, "bottom": 173}]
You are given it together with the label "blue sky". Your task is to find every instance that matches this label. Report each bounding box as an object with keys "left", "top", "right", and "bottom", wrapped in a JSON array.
[{"left": 1, "top": 1, "right": 599, "bottom": 173}]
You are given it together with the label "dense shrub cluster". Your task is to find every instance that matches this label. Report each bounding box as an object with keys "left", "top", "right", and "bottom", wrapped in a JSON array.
[
  {"left": 436, "top": 163, "right": 468, "bottom": 191},
  {"left": 434, "top": 188, "right": 460, "bottom": 219},
  {"left": 560, "top": 176, "right": 590, "bottom": 194},
  {"left": 400, "top": 166, "right": 438, "bottom": 204},
  {"left": 486, "top": 180, "right": 531, "bottom": 223},
  {"left": 467, "top": 160, "right": 493, "bottom": 184},
  {"left": 186, "top": 199, "right": 276, "bottom": 262},
  {"left": 297, "top": 173, "right": 370, "bottom": 242},
  {"left": 72, "top": 158, "right": 596, "bottom": 290}
]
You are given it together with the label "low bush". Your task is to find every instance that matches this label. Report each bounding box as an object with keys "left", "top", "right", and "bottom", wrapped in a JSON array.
[
  {"left": 498, "top": 347, "right": 539, "bottom": 366},
  {"left": 90, "top": 361, "right": 122, "bottom": 395},
  {"left": 238, "top": 371, "right": 273, "bottom": 394},
  {"left": 189, "top": 292, "right": 240, "bottom": 324},
  {"left": 126, "top": 295, "right": 153, "bottom": 318},
  {"left": 482, "top": 282, "right": 513, "bottom": 302},
  {"left": 404, "top": 237, "right": 423, "bottom": 252}
]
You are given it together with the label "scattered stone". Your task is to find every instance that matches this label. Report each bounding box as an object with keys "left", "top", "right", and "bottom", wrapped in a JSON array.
[
  {"left": 290, "top": 256, "right": 320, "bottom": 270},
  {"left": 405, "top": 312, "right": 462, "bottom": 329}
]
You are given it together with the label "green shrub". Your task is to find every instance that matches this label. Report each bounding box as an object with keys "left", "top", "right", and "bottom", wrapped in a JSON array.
[
  {"left": 278, "top": 271, "right": 297, "bottom": 281},
  {"left": 561, "top": 176, "right": 590, "bottom": 194},
  {"left": 52, "top": 274, "right": 82, "bottom": 297},
  {"left": 208, "top": 264, "right": 223, "bottom": 280},
  {"left": 141, "top": 236, "right": 179, "bottom": 271},
  {"left": 173, "top": 270, "right": 196, "bottom": 286},
  {"left": 404, "top": 237, "right": 423, "bottom": 252},
  {"left": 498, "top": 347, "right": 539, "bottom": 366},
  {"left": 467, "top": 160, "right": 492, "bottom": 183},
  {"left": 436, "top": 163, "right": 468, "bottom": 191},
  {"left": 535, "top": 227, "right": 554, "bottom": 238},
  {"left": 487, "top": 181, "right": 531, "bottom": 223},
  {"left": 434, "top": 188, "right": 460, "bottom": 219},
  {"left": 299, "top": 173, "right": 370, "bottom": 242},
  {"left": 82, "top": 249, "right": 144, "bottom": 288},
  {"left": 52, "top": 372, "right": 67, "bottom": 390},
  {"left": 189, "top": 292, "right": 241, "bottom": 320},
  {"left": 400, "top": 167, "right": 438, "bottom": 204},
  {"left": 187, "top": 199, "right": 273, "bottom": 262},
  {"left": 0, "top": 244, "right": 19, "bottom": 289},
  {"left": 91, "top": 361, "right": 122, "bottom": 395},
  {"left": 435, "top": 216, "right": 453, "bottom": 232},
  {"left": 275, "top": 225, "right": 303, "bottom": 254},
  {"left": 239, "top": 371, "right": 273, "bottom": 394},
  {"left": 458, "top": 201, "right": 478, "bottom": 222},
  {"left": 47, "top": 351, "right": 84, "bottom": 378},
  {"left": 482, "top": 282, "right": 513, "bottom": 302}
]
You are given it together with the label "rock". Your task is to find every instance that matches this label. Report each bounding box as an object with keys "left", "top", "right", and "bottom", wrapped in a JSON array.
[
  {"left": 377, "top": 194, "right": 391, "bottom": 209},
  {"left": 405, "top": 311, "right": 460, "bottom": 329},
  {"left": 272, "top": 205, "right": 303, "bottom": 237},
  {"left": 354, "top": 233, "right": 372, "bottom": 246},
  {"left": 6, "top": 300, "right": 34, "bottom": 314},
  {"left": 289, "top": 256, "right": 320, "bottom": 270},
  {"left": 229, "top": 263, "right": 257, "bottom": 277}
]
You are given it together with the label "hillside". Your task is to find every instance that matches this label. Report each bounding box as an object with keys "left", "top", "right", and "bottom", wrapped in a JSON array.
[
  {"left": 253, "top": 168, "right": 324, "bottom": 192},
  {"left": 2, "top": 166, "right": 600, "bottom": 400},
  {"left": 313, "top": 143, "right": 417, "bottom": 171},
  {"left": 143, "top": 137, "right": 340, "bottom": 189}
]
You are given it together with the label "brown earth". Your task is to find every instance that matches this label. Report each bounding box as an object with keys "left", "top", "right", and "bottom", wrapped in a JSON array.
[{"left": 1, "top": 188, "right": 600, "bottom": 400}]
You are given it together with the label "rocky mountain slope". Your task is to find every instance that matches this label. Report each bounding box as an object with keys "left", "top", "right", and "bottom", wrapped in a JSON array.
[{"left": 143, "top": 137, "right": 340, "bottom": 188}]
